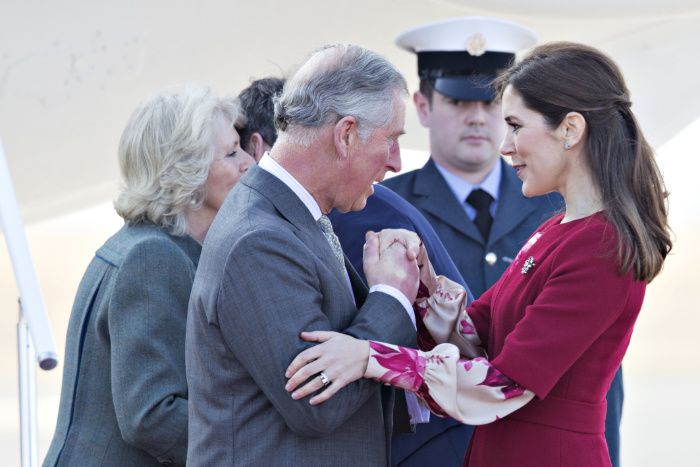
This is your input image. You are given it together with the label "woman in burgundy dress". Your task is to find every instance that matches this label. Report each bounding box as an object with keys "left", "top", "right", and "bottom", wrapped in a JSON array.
[{"left": 285, "top": 42, "right": 672, "bottom": 467}]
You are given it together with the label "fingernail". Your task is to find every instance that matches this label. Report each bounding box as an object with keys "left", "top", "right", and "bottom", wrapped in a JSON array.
[{"left": 291, "top": 392, "right": 299, "bottom": 400}]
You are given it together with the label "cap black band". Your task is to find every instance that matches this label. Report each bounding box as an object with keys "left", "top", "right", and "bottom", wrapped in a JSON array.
[
  {"left": 417, "top": 51, "right": 515, "bottom": 79},
  {"left": 432, "top": 75, "right": 496, "bottom": 101}
]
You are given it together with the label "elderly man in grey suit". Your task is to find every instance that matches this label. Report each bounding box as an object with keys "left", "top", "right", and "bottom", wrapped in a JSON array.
[{"left": 186, "top": 44, "right": 419, "bottom": 466}]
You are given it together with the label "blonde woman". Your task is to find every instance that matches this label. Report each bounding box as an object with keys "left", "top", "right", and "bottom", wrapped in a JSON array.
[{"left": 44, "top": 84, "right": 254, "bottom": 467}]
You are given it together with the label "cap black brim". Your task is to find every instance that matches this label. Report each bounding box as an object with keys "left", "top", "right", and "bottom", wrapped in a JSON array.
[{"left": 432, "top": 75, "right": 496, "bottom": 101}]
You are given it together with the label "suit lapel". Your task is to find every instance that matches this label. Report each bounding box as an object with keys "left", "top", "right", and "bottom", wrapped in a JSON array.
[
  {"left": 488, "top": 159, "right": 537, "bottom": 245},
  {"left": 241, "top": 166, "right": 316, "bottom": 230},
  {"left": 241, "top": 166, "right": 352, "bottom": 293},
  {"left": 411, "top": 159, "right": 484, "bottom": 245},
  {"left": 345, "top": 257, "right": 368, "bottom": 306}
]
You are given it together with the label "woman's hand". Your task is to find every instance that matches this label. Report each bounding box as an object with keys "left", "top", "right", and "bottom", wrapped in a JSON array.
[
  {"left": 416, "top": 240, "right": 439, "bottom": 296},
  {"left": 285, "top": 331, "right": 370, "bottom": 405},
  {"left": 376, "top": 228, "right": 422, "bottom": 261},
  {"left": 368, "top": 228, "right": 438, "bottom": 298},
  {"left": 363, "top": 231, "right": 420, "bottom": 303}
]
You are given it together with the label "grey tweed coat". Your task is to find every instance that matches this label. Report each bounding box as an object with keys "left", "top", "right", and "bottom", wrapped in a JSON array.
[{"left": 44, "top": 222, "right": 200, "bottom": 467}]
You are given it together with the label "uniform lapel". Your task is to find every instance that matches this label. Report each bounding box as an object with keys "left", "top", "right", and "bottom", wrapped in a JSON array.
[{"left": 411, "top": 159, "right": 484, "bottom": 245}]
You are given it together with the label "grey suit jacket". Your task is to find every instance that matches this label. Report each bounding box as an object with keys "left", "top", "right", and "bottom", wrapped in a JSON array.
[
  {"left": 186, "top": 166, "right": 416, "bottom": 467},
  {"left": 383, "top": 158, "right": 562, "bottom": 297},
  {"left": 44, "top": 222, "right": 201, "bottom": 467}
]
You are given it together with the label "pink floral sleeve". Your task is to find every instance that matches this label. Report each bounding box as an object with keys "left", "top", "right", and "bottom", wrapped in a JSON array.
[
  {"left": 364, "top": 274, "right": 534, "bottom": 425},
  {"left": 414, "top": 275, "right": 485, "bottom": 359},
  {"left": 364, "top": 340, "right": 535, "bottom": 425}
]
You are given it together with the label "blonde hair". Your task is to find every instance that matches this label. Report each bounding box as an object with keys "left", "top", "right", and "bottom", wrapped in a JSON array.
[{"left": 114, "top": 83, "right": 244, "bottom": 235}]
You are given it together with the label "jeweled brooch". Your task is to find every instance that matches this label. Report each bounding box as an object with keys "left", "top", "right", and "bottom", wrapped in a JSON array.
[{"left": 521, "top": 256, "right": 536, "bottom": 274}]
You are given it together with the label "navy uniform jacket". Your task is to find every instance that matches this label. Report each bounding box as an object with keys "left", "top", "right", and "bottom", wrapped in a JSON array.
[
  {"left": 330, "top": 184, "right": 474, "bottom": 467},
  {"left": 383, "top": 157, "right": 623, "bottom": 467}
]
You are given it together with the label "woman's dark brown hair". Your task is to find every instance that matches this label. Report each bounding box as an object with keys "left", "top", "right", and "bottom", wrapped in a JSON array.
[{"left": 496, "top": 42, "right": 672, "bottom": 282}]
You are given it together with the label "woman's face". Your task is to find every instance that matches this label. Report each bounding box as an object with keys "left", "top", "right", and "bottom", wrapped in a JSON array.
[
  {"left": 499, "top": 85, "right": 568, "bottom": 198},
  {"left": 203, "top": 117, "right": 255, "bottom": 212}
]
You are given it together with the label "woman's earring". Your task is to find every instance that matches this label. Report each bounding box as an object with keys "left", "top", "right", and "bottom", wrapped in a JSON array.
[{"left": 564, "top": 142, "right": 571, "bottom": 150}]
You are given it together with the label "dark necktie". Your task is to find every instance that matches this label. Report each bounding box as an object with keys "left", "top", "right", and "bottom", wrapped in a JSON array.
[{"left": 466, "top": 188, "right": 494, "bottom": 241}]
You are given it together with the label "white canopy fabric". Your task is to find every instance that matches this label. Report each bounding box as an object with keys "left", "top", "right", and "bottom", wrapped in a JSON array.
[{"left": 2, "top": 0, "right": 698, "bottom": 222}]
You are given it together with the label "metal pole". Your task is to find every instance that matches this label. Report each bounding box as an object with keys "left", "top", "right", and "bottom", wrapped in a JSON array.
[
  {"left": 18, "top": 301, "right": 38, "bottom": 467},
  {"left": 2, "top": 136, "right": 57, "bottom": 466},
  {"left": 1, "top": 137, "right": 58, "bottom": 371}
]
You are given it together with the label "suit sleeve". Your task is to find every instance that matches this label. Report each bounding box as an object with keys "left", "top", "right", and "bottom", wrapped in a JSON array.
[
  {"left": 108, "top": 238, "right": 191, "bottom": 465},
  {"left": 216, "top": 229, "right": 415, "bottom": 437}
]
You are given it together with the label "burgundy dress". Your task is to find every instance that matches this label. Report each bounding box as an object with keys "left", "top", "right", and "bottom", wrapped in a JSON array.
[{"left": 364, "top": 212, "right": 646, "bottom": 467}]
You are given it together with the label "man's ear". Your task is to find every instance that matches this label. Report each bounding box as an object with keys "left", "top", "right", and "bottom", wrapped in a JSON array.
[
  {"left": 560, "top": 112, "right": 587, "bottom": 150},
  {"left": 248, "top": 133, "right": 268, "bottom": 162},
  {"left": 413, "top": 91, "right": 432, "bottom": 128},
  {"left": 333, "top": 116, "right": 358, "bottom": 159}
]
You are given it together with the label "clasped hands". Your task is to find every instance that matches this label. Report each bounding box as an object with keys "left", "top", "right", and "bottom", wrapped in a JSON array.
[
  {"left": 364, "top": 228, "right": 428, "bottom": 304},
  {"left": 284, "top": 228, "right": 429, "bottom": 405}
]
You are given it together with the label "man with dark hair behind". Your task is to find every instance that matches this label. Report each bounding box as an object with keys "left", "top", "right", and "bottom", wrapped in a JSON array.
[{"left": 237, "top": 77, "right": 285, "bottom": 161}]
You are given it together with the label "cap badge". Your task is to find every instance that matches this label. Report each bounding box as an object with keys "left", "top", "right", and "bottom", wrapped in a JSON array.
[{"left": 465, "top": 33, "right": 487, "bottom": 57}]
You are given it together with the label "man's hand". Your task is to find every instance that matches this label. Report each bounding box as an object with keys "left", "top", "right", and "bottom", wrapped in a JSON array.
[{"left": 363, "top": 230, "right": 419, "bottom": 303}]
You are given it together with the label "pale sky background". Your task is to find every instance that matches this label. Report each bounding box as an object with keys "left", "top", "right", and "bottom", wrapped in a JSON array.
[{"left": 1, "top": 115, "right": 699, "bottom": 466}]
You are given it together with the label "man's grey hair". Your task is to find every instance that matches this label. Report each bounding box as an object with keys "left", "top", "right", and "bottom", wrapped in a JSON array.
[
  {"left": 274, "top": 44, "right": 407, "bottom": 146},
  {"left": 114, "top": 83, "right": 244, "bottom": 236}
]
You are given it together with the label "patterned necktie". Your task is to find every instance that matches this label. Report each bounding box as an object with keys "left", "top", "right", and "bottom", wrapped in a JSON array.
[
  {"left": 466, "top": 188, "right": 494, "bottom": 241},
  {"left": 317, "top": 215, "right": 345, "bottom": 266}
]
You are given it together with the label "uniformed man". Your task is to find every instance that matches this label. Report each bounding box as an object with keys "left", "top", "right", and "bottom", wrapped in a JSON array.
[{"left": 384, "top": 16, "right": 560, "bottom": 297}]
